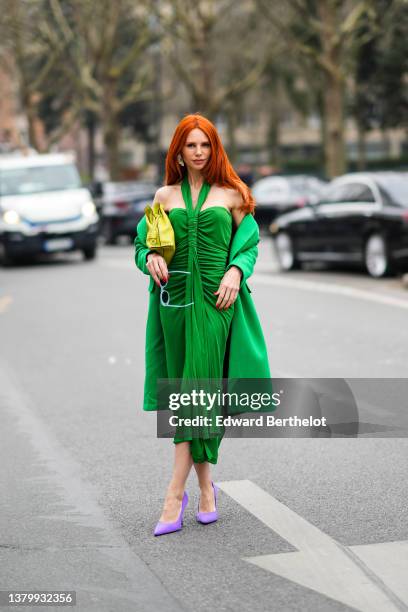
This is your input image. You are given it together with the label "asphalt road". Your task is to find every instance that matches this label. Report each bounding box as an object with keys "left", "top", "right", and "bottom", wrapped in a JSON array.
[{"left": 1, "top": 237, "right": 408, "bottom": 612}]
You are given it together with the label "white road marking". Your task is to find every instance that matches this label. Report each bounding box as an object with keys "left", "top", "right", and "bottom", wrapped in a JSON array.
[
  {"left": 218, "top": 480, "right": 407, "bottom": 612},
  {"left": 251, "top": 273, "right": 408, "bottom": 311},
  {"left": 351, "top": 540, "right": 408, "bottom": 605},
  {"left": 99, "top": 259, "right": 280, "bottom": 272},
  {"left": 99, "top": 258, "right": 408, "bottom": 311}
]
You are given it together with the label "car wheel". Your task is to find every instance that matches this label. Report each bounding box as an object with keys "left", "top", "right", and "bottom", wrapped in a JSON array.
[
  {"left": 364, "top": 233, "right": 394, "bottom": 278},
  {"left": 102, "top": 220, "right": 117, "bottom": 245},
  {"left": 275, "top": 232, "right": 300, "bottom": 271},
  {"left": 0, "top": 246, "right": 16, "bottom": 267},
  {"left": 83, "top": 245, "right": 97, "bottom": 261}
]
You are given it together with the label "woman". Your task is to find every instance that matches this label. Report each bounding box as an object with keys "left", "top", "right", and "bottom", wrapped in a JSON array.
[{"left": 134, "top": 113, "right": 271, "bottom": 536}]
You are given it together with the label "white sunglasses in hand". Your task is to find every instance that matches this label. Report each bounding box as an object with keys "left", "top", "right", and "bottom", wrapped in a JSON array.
[{"left": 159, "top": 270, "right": 194, "bottom": 308}]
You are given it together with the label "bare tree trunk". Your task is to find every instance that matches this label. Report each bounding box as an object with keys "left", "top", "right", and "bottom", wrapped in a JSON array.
[
  {"left": 318, "top": 0, "right": 346, "bottom": 178},
  {"left": 10, "top": 2, "right": 41, "bottom": 151},
  {"left": 322, "top": 74, "right": 345, "bottom": 177},
  {"left": 356, "top": 120, "right": 366, "bottom": 171},
  {"left": 193, "top": 40, "right": 215, "bottom": 118},
  {"left": 104, "top": 119, "right": 120, "bottom": 181},
  {"left": 24, "top": 93, "right": 42, "bottom": 151},
  {"left": 102, "top": 76, "right": 121, "bottom": 180},
  {"left": 87, "top": 116, "right": 96, "bottom": 180},
  {"left": 266, "top": 105, "right": 280, "bottom": 166},
  {"left": 226, "top": 105, "right": 238, "bottom": 164},
  {"left": 317, "top": 93, "right": 326, "bottom": 173}
]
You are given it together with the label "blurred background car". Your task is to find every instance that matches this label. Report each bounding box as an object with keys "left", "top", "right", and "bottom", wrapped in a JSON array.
[
  {"left": 252, "top": 174, "right": 327, "bottom": 228},
  {"left": 0, "top": 153, "right": 99, "bottom": 266},
  {"left": 92, "top": 180, "right": 157, "bottom": 244},
  {"left": 269, "top": 171, "right": 408, "bottom": 279}
]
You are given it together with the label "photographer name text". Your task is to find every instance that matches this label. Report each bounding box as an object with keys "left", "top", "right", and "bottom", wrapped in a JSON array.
[{"left": 168, "top": 415, "right": 327, "bottom": 427}]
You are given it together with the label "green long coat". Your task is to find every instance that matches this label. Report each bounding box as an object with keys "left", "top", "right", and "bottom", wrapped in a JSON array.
[{"left": 134, "top": 212, "right": 271, "bottom": 412}]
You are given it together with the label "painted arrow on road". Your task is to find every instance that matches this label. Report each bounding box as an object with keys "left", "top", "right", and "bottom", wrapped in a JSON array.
[{"left": 218, "top": 480, "right": 408, "bottom": 612}]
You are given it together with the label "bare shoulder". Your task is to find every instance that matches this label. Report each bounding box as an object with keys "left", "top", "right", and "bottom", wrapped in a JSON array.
[
  {"left": 209, "top": 184, "right": 242, "bottom": 208},
  {"left": 230, "top": 187, "right": 245, "bottom": 210},
  {"left": 153, "top": 185, "right": 173, "bottom": 204},
  {"left": 153, "top": 184, "right": 182, "bottom": 212},
  {"left": 213, "top": 185, "right": 246, "bottom": 227}
]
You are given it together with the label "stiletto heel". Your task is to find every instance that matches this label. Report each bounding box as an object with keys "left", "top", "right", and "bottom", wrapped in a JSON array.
[
  {"left": 154, "top": 491, "right": 188, "bottom": 536},
  {"left": 196, "top": 481, "right": 219, "bottom": 524}
]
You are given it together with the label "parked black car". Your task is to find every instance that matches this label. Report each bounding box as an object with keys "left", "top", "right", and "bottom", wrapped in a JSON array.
[
  {"left": 269, "top": 172, "right": 408, "bottom": 278},
  {"left": 252, "top": 174, "right": 327, "bottom": 228},
  {"left": 92, "top": 181, "right": 157, "bottom": 244}
]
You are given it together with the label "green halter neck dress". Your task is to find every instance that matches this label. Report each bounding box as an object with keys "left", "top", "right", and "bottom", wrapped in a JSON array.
[{"left": 159, "top": 174, "right": 234, "bottom": 464}]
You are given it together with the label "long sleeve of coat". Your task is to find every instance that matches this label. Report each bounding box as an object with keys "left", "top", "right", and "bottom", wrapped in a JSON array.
[
  {"left": 134, "top": 216, "right": 154, "bottom": 275},
  {"left": 226, "top": 243, "right": 258, "bottom": 289},
  {"left": 225, "top": 213, "right": 259, "bottom": 290}
]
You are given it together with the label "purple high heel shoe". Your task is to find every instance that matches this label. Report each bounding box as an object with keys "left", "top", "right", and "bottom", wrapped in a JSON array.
[
  {"left": 196, "top": 481, "right": 219, "bottom": 524},
  {"left": 153, "top": 491, "right": 188, "bottom": 536}
]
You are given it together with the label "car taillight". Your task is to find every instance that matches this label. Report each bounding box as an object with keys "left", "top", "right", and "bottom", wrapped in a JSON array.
[
  {"left": 402, "top": 210, "right": 408, "bottom": 223},
  {"left": 114, "top": 200, "right": 130, "bottom": 211}
]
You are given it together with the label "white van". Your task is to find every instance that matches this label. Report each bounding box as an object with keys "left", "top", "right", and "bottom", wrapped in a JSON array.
[{"left": 0, "top": 152, "right": 99, "bottom": 265}]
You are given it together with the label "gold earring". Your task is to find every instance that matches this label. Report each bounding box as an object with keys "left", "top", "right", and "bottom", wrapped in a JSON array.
[{"left": 177, "top": 154, "right": 184, "bottom": 166}]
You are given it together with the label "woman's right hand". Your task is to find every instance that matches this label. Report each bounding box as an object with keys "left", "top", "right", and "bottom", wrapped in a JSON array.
[{"left": 146, "top": 252, "right": 169, "bottom": 286}]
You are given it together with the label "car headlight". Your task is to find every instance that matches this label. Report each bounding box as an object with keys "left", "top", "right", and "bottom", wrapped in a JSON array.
[
  {"left": 3, "top": 210, "right": 21, "bottom": 225},
  {"left": 81, "top": 201, "right": 96, "bottom": 218}
]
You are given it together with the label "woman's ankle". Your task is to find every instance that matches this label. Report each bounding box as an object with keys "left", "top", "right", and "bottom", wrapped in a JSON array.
[
  {"left": 166, "top": 483, "right": 185, "bottom": 499},
  {"left": 199, "top": 480, "right": 213, "bottom": 493}
]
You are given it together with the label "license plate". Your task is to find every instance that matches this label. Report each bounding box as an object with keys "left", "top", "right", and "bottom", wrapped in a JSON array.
[{"left": 43, "top": 238, "right": 74, "bottom": 252}]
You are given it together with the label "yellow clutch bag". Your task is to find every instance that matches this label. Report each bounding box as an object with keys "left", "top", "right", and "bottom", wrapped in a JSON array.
[{"left": 144, "top": 202, "right": 175, "bottom": 265}]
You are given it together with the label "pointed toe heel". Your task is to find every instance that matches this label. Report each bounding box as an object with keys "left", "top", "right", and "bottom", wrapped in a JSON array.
[
  {"left": 196, "top": 481, "right": 219, "bottom": 525},
  {"left": 154, "top": 491, "right": 188, "bottom": 536}
]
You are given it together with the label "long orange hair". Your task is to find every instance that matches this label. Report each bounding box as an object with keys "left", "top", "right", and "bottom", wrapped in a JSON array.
[{"left": 164, "top": 113, "right": 255, "bottom": 215}]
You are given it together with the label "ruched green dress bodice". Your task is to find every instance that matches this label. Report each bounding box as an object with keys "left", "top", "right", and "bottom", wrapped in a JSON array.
[{"left": 159, "top": 179, "right": 234, "bottom": 464}]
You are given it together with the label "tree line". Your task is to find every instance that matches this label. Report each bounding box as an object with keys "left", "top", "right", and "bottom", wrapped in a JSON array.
[{"left": 0, "top": 0, "right": 406, "bottom": 179}]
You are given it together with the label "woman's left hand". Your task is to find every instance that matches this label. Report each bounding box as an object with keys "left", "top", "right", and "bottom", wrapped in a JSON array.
[{"left": 214, "top": 266, "right": 242, "bottom": 309}]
